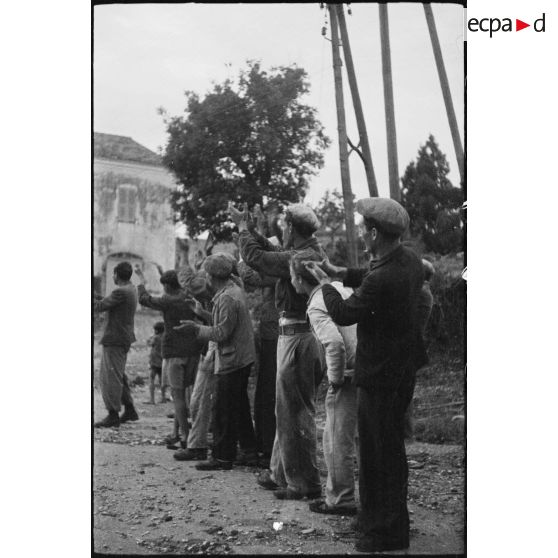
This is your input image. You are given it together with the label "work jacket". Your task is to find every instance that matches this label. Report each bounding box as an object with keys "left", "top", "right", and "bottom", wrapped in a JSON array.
[
  {"left": 239, "top": 229, "right": 327, "bottom": 320},
  {"left": 196, "top": 280, "right": 256, "bottom": 375},
  {"left": 322, "top": 245, "right": 428, "bottom": 392},
  {"left": 137, "top": 285, "right": 204, "bottom": 359},
  {"left": 94, "top": 282, "right": 137, "bottom": 350}
]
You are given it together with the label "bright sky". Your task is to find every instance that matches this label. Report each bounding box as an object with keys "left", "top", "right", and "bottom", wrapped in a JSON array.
[{"left": 94, "top": 2, "right": 464, "bottom": 205}]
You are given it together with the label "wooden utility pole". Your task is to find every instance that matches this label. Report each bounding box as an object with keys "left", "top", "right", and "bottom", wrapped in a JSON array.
[
  {"left": 328, "top": 3, "right": 358, "bottom": 266},
  {"left": 335, "top": 4, "right": 378, "bottom": 198},
  {"left": 423, "top": 3, "right": 464, "bottom": 185},
  {"left": 379, "top": 4, "right": 401, "bottom": 201}
]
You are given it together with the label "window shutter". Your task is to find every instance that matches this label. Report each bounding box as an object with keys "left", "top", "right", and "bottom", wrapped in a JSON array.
[
  {"left": 118, "top": 187, "right": 127, "bottom": 221},
  {"left": 127, "top": 188, "right": 137, "bottom": 222}
]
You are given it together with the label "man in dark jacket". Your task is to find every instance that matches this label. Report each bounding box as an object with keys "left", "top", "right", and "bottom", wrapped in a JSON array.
[
  {"left": 136, "top": 267, "right": 204, "bottom": 453},
  {"left": 306, "top": 197, "right": 427, "bottom": 553},
  {"left": 93, "top": 261, "right": 139, "bottom": 428},
  {"left": 233, "top": 202, "right": 326, "bottom": 501}
]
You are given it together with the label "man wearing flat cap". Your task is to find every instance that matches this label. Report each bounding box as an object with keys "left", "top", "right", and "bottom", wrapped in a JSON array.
[
  {"left": 176, "top": 253, "right": 258, "bottom": 471},
  {"left": 135, "top": 267, "right": 205, "bottom": 453},
  {"left": 306, "top": 197, "right": 427, "bottom": 553},
  {"left": 230, "top": 202, "right": 326, "bottom": 501}
]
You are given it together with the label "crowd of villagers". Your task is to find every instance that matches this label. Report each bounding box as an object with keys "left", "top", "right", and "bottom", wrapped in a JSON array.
[{"left": 93, "top": 195, "right": 435, "bottom": 553}]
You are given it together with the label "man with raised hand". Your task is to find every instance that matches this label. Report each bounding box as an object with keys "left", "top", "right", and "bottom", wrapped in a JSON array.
[
  {"left": 306, "top": 197, "right": 427, "bottom": 553},
  {"left": 93, "top": 261, "right": 139, "bottom": 428},
  {"left": 231, "top": 202, "right": 326, "bottom": 501},
  {"left": 136, "top": 267, "right": 204, "bottom": 453}
]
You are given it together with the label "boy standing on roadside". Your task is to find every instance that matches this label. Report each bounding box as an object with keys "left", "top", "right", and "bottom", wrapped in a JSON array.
[{"left": 146, "top": 321, "right": 165, "bottom": 405}]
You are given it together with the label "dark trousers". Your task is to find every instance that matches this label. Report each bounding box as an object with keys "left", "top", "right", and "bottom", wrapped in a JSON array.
[
  {"left": 254, "top": 337, "right": 278, "bottom": 457},
  {"left": 211, "top": 365, "right": 257, "bottom": 462},
  {"left": 357, "top": 370, "right": 415, "bottom": 544}
]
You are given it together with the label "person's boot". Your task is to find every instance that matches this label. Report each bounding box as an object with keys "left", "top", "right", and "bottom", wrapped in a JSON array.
[
  {"left": 195, "top": 458, "right": 233, "bottom": 471},
  {"left": 173, "top": 448, "right": 208, "bottom": 461},
  {"left": 120, "top": 406, "right": 139, "bottom": 423},
  {"left": 94, "top": 411, "right": 120, "bottom": 428}
]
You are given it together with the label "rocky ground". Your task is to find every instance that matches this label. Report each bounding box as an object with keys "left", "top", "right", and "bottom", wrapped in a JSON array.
[{"left": 93, "top": 345, "right": 464, "bottom": 555}]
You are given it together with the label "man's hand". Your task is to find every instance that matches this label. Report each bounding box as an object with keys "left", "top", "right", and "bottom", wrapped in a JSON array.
[
  {"left": 228, "top": 202, "right": 252, "bottom": 232},
  {"left": 134, "top": 265, "right": 147, "bottom": 285},
  {"left": 304, "top": 261, "right": 332, "bottom": 286},
  {"left": 174, "top": 320, "right": 200, "bottom": 336},
  {"left": 253, "top": 203, "right": 266, "bottom": 235},
  {"left": 319, "top": 260, "right": 348, "bottom": 280}
]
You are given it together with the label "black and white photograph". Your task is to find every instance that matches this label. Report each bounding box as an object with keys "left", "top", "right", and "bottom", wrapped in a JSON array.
[
  {"left": 5, "top": 0, "right": 558, "bottom": 557},
  {"left": 92, "top": 2, "right": 465, "bottom": 555}
]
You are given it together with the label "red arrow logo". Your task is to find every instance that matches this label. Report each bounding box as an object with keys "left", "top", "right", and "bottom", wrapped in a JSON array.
[{"left": 516, "top": 19, "right": 530, "bottom": 31}]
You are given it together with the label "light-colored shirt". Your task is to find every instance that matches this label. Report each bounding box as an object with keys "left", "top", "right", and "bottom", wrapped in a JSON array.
[{"left": 307, "top": 281, "right": 357, "bottom": 384}]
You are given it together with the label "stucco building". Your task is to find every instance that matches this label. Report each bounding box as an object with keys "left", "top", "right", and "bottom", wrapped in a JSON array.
[{"left": 93, "top": 132, "right": 180, "bottom": 297}]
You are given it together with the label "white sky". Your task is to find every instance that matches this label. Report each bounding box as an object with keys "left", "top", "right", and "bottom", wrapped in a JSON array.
[{"left": 94, "top": 2, "right": 464, "bottom": 205}]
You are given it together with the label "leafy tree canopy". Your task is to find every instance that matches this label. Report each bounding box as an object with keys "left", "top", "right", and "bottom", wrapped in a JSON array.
[
  {"left": 400, "top": 135, "right": 464, "bottom": 254},
  {"left": 161, "top": 61, "right": 330, "bottom": 240}
]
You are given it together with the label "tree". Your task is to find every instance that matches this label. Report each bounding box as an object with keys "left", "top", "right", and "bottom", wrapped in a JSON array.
[
  {"left": 314, "top": 189, "right": 347, "bottom": 247},
  {"left": 313, "top": 189, "right": 366, "bottom": 266},
  {"left": 400, "top": 135, "right": 464, "bottom": 254},
  {"left": 161, "top": 61, "right": 330, "bottom": 240}
]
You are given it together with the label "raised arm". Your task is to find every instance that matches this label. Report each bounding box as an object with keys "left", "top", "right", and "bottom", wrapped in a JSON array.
[
  {"left": 322, "top": 272, "right": 382, "bottom": 326},
  {"left": 136, "top": 284, "right": 168, "bottom": 311},
  {"left": 238, "top": 260, "right": 277, "bottom": 289},
  {"left": 238, "top": 230, "right": 291, "bottom": 279}
]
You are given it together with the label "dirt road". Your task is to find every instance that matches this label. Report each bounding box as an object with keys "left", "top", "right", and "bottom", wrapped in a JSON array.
[{"left": 93, "top": 381, "right": 464, "bottom": 555}]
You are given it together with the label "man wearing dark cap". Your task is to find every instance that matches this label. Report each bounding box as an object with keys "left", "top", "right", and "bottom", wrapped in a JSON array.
[
  {"left": 176, "top": 253, "right": 257, "bottom": 471},
  {"left": 231, "top": 202, "right": 326, "bottom": 501},
  {"left": 306, "top": 197, "right": 427, "bottom": 552},
  {"left": 135, "top": 267, "right": 204, "bottom": 452},
  {"left": 93, "top": 261, "right": 139, "bottom": 428}
]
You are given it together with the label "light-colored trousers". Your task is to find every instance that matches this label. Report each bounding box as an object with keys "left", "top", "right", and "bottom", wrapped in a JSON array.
[
  {"left": 99, "top": 345, "right": 134, "bottom": 413},
  {"left": 186, "top": 345, "right": 216, "bottom": 449},
  {"left": 323, "top": 381, "right": 357, "bottom": 507},
  {"left": 270, "top": 333, "right": 323, "bottom": 495}
]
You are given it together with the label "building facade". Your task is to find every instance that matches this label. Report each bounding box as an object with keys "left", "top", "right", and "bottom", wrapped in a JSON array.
[{"left": 93, "top": 132, "right": 177, "bottom": 297}]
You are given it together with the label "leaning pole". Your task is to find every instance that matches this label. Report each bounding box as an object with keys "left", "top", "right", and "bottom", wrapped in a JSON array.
[
  {"left": 335, "top": 3, "right": 379, "bottom": 198},
  {"left": 423, "top": 3, "right": 465, "bottom": 185},
  {"left": 328, "top": 3, "right": 358, "bottom": 266}
]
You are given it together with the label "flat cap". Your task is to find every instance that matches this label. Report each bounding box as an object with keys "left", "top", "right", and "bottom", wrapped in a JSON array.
[
  {"left": 213, "top": 250, "right": 238, "bottom": 276},
  {"left": 285, "top": 203, "right": 320, "bottom": 233},
  {"left": 356, "top": 197, "right": 409, "bottom": 236},
  {"left": 203, "top": 253, "right": 234, "bottom": 279}
]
